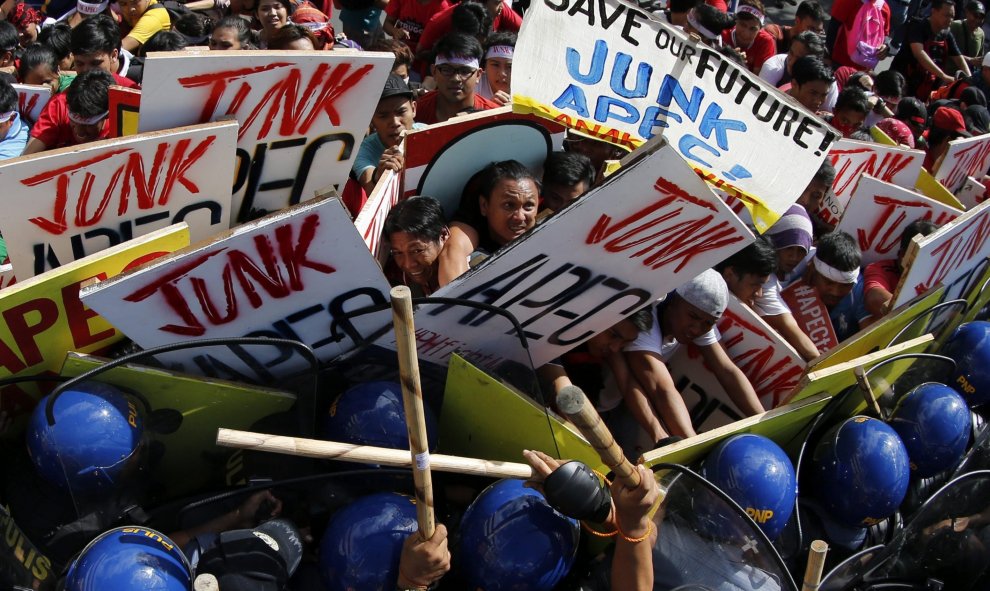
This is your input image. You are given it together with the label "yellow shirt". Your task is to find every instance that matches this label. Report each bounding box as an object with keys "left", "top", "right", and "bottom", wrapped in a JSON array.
[{"left": 125, "top": 0, "right": 172, "bottom": 45}]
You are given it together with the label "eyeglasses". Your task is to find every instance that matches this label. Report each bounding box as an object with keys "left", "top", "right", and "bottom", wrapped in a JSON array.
[{"left": 436, "top": 64, "right": 477, "bottom": 79}]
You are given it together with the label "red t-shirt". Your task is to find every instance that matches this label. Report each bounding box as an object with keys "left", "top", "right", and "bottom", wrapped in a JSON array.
[
  {"left": 722, "top": 28, "right": 776, "bottom": 73},
  {"left": 30, "top": 93, "right": 111, "bottom": 149},
  {"left": 864, "top": 259, "right": 900, "bottom": 294},
  {"left": 113, "top": 72, "right": 140, "bottom": 89},
  {"left": 416, "top": 1, "right": 523, "bottom": 53},
  {"left": 706, "top": 0, "right": 727, "bottom": 12},
  {"left": 413, "top": 90, "right": 500, "bottom": 125},
  {"left": 385, "top": 0, "right": 451, "bottom": 50}
]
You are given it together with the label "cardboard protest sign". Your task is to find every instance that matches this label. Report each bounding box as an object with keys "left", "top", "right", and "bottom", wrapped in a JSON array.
[
  {"left": 511, "top": 0, "right": 837, "bottom": 231},
  {"left": 835, "top": 175, "right": 960, "bottom": 268},
  {"left": 354, "top": 168, "right": 400, "bottom": 262},
  {"left": 13, "top": 83, "right": 51, "bottom": 124},
  {"left": 80, "top": 197, "right": 393, "bottom": 382},
  {"left": 403, "top": 107, "right": 567, "bottom": 216},
  {"left": 820, "top": 139, "right": 925, "bottom": 226},
  {"left": 0, "top": 224, "right": 190, "bottom": 437},
  {"left": 108, "top": 85, "right": 141, "bottom": 137},
  {"left": 915, "top": 168, "right": 965, "bottom": 209},
  {"left": 0, "top": 264, "right": 15, "bottom": 291},
  {"left": 61, "top": 352, "right": 296, "bottom": 499},
  {"left": 138, "top": 51, "right": 393, "bottom": 222},
  {"left": 780, "top": 279, "right": 839, "bottom": 354},
  {"left": 0, "top": 121, "right": 238, "bottom": 278},
  {"left": 891, "top": 198, "right": 990, "bottom": 309},
  {"left": 957, "top": 176, "right": 986, "bottom": 210},
  {"left": 934, "top": 132, "right": 990, "bottom": 194},
  {"left": 377, "top": 139, "right": 753, "bottom": 370},
  {"left": 666, "top": 297, "right": 806, "bottom": 433}
]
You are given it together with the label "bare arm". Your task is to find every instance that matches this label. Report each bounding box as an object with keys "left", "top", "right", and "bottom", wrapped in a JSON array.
[
  {"left": 383, "top": 15, "right": 408, "bottom": 40},
  {"left": 437, "top": 222, "right": 478, "bottom": 286},
  {"left": 611, "top": 464, "right": 659, "bottom": 591},
  {"left": 121, "top": 36, "right": 142, "bottom": 54},
  {"left": 762, "top": 312, "right": 820, "bottom": 362},
  {"left": 952, "top": 53, "right": 972, "bottom": 78},
  {"left": 910, "top": 42, "right": 954, "bottom": 82},
  {"left": 606, "top": 352, "right": 667, "bottom": 442},
  {"left": 699, "top": 343, "right": 764, "bottom": 415},
  {"left": 864, "top": 285, "right": 894, "bottom": 319},
  {"left": 22, "top": 137, "right": 48, "bottom": 155},
  {"left": 625, "top": 351, "right": 695, "bottom": 438}
]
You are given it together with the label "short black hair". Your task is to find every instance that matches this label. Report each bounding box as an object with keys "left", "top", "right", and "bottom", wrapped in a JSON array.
[
  {"left": 693, "top": 3, "right": 735, "bottom": 34},
  {"left": 816, "top": 231, "right": 861, "bottom": 272},
  {"left": 266, "top": 24, "right": 317, "bottom": 49},
  {"left": 0, "top": 21, "right": 16, "bottom": 53},
  {"left": 874, "top": 69, "right": 905, "bottom": 99},
  {"left": 795, "top": 0, "right": 825, "bottom": 21},
  {"left": 791, "top": 55, "right": 835, "bottom": 85},
  {"left": 668, "top": 0, "right": 700, "bottom": 13},
  {"left": 628, "top": 307, "right": 654, "bottom": 333},
  {"left": 899, "top": 219, "right": 938, "bottom": 253},
  {"left": 483, "top": 30, "right": 516, "bottom": 64},
  {"left": 143, "top": 30, "right": 188, "bottom": 54},
  {"left": 450, "top": 1, "right": 489, "bottom": 38},
  {"left": 792, "top": 30, "right": 825, "bottom": 57},
  {"left": 714, "top": 236, "right": 777, "bottom": 277},
  {"left": 931, "top": 0, "right": 955, "bottom": 10},
  {"left": 478, "top": 160, "right": 537, "bottom": 200},
  {"left": 384, "top": 196, "right": 448, "bottom": 242},
  {"left": 961, "top": 86, "right": 987, "bottom": 107},
  {"left": 173, "top": 11, "right": 213, "bottom": 44},
  {"left": 18, "top": 43, "right": 58, "bottom": 81},
  {"left": 38, "top": 22, "right": 73, "bottom": 62},
  {"left": 0, "top": 78, "right": 16, "bottom": 113},
  {"left": 814, "top": 158, "right": 836, "bottom": 185},
  {"left": 433, "top": 32, "right": 483, "bottom": 64},
  {"left": 213, "top": 16, "right": 257, "bottom": 49},
  {"left": 71, "top": 14, "right": 121, "bottom": 56},
  {"left": 66, "top": 69, "right": 114, "bottom": 118},
  {"left": 542, "top": 151, "right": 595, "bottom": 190},
  {"left": 835, "top": 86, "right": 871, "bottom": 114}
]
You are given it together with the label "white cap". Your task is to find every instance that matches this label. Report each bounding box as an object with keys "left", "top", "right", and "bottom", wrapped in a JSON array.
[{"left": 675, "top": 269, "right": 728, "bottom": 318}]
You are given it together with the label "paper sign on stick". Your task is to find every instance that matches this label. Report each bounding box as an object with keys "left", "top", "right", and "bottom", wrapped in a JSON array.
[
  {"left": 13, "top": 83, "right": 51, "bottom": 124},
  {"left": 376, "top": 140, "right": 754, "bottom": 369},
  {"left": 511, "top": 0, "right": 836, "bottom": 231},
  {"left": 81, "top": 197, "right": 393, "bottom": 382},
  {"left": 820, "top": 139, "right": 925, "bottom": 226},
  {"left": 934, "top": 132, "right": 990, "bottom": 194},
  {"left": 0, "top": 121, "right": 239, "bottom": 278},
  {"left": 836, "top": 175, "right": 960, "bottom": 268},
  {"left": 0, "top": 224, "right": 190, "bottom": 435},
  {"left": 891, "top": 198, "right": 990, "bottom": 309},
  {"left": 780, "top": 279, "right": 839, "bottom": 353},
  {"left": 137, "top": 51, "right": 393, "bottom": 222}
]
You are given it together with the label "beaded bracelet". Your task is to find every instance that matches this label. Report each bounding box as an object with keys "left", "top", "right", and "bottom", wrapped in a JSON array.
[{"left": 616, "top": 519, "right": 654, "bottom": 543}]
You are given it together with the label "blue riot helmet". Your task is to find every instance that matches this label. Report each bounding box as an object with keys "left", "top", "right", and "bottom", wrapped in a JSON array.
[
  {"left": 812, "top": 416, "right": 911, "bottom": 529},
  {"left": 321, "top": 381, "right": 439, "bottom": 451},
  {"left": 319, "top": 492, "right": 418, "bottom": 591},
  {"left": 889, "top": 382, "right": 971, "bottom": 478},
  {"left": 26, "top": 382, "right": 143, "bottom": 494},
  {"left": 941, "top": 321, "right": 990, "bottom": 406},
  {"left": 64, "top": 526, "right": 191, "bottom": 591},
  {"left": 459, "top": 479, "right": 580, "bottom": 591},
  {"left": 700, "top": 434, "right": 797, "bottom": 540}
]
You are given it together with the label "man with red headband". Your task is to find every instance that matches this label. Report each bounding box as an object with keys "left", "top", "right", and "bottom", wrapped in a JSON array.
[
  {"left": 414, "top": 32, "right": 499, "bottom": 125},
  {"left": 23, "top": 69, "right": 113, "bottom": 154}
]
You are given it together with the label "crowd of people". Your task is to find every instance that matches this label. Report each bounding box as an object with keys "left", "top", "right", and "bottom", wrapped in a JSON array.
[{"left": 0, "top": 0, "right": 985, "bottom": 587}]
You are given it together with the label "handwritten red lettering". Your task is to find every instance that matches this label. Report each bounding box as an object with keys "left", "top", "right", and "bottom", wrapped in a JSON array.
[
  {"left": 857, "top": 195, "right": 959, "bottom": 256},
  {"left": 939, "top": 139, "right": 990, "bottom": 192},
  {"left": 829, "top": 147, "right": 918, "bottom": 197},
  {"left": 914, "top": 211, "right": 990, "bottom": 295}
]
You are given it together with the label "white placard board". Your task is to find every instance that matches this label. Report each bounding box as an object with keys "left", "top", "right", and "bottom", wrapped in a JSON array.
[
  {"left": 835, "top": 175, "right": 961, "bottom": 267},
  {"left": 668, "top": 296, "right": 806, "bottom": 431},
  {"left": 354, "top": 168, "right": 400, "bottom": 262},
  {"left": 0, "top": 264, "right": 15, "bottom": 291},
  {"left": 0, "top": 121, "right": 238, "bottom": 278},
  {"left": 137, "top": 51, "right": 393, "bottom": 222},
  {"left": 821, "top": 139, "right": 925, "bottom": 226},
  {"left": 892, "top": 198, "right": 990, "bottom": 308},
  {"left": 934, "top": 133, "right": 990, "bottom": 194},
  {"left": 13, "top": 83, "right": 51, "bottom": 124},
  {"left": 511, "top": 0, "right": 836, "bottom": 231},
  {"left": 81, "top": 197, "right": 393, "bottom": 381},
  {"left": 956, "top": 175, "right": 986, "bottom": 210},
  {"left": 376, "top": 140, "right": 754, "bottom": 369}
]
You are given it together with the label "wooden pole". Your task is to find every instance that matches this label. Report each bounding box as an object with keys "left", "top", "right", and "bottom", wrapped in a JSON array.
[
  {"left": 216, "top": 429, "right": 533, "bottom": 479},
  {"left": 802, "top": 539, "right": 829, "bottom": 591},
  {"left": 555, "top": 385, "right": 641, "bottom": 488},
  {"left": 854, "top": 366, "right": 884, "bottom": 418},
  {"left": 390, "top": 285, "right": 436, "bottom": 540}
]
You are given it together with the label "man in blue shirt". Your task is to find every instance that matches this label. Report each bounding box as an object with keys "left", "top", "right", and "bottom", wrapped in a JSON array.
[
  {"left": 352, "top": 73, "right": 425, "bottom": 194},
  {"left": 0, "top": 79, "right": 28, "bottom": 160}
]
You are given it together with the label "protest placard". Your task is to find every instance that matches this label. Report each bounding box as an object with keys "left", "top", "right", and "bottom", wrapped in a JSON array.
[
  {"left": 0, "top": 121, "right": 239, "bottom": 278},
  {"left": 13, "top": 83, "right": 51, "bottom": 124},
  {"left": 780, "top": 278, "right": 838, "bottom": 354},
  {"left": 0, "top": 224, "right": 190, "bottom": 436},
  {"left": 138, "top": 51, "right": 393, "bottom": 222},
  {"left": 666, "top": 296, "right": 806, "bottom": 432},
  {"left": 108, "top": 85, "right": 141, "bottom": 137},
  {"left": 835, "top": 175, "right": 960, "bottom": 267},
  {"left": 820, "top": 139, "right": 925, "bottom": 226},
  {"left": 891, "top": 198, "right": 990, "bottom": 309},
  {"left": 403, "top": 107, "right": 567, "bottom": 216},
  {"left": 957, "top": 176, "right": 986, "bottom": 210},
  {"left": 354, "top": 168, "right": 401, "bottom": 262},
  {"left": 0, "top": 264, "right": 15, "bottom": 291},
  {"left": 376, "top": 139, "right": 753, "bottom": 370},
  {"left": 511, "top": 0, "right": 837, "bottom": 230},
  {"left": 81, "top": 197, "right": 394, "bottom": 382},
  {"left": 934, "top": 132, "right": 990, "bottom": 194}
]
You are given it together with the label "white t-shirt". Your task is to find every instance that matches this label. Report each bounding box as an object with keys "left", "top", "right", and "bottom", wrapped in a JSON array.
[
  {"left": 760, "top": 54, "right": 839, "bottom": 113},
  {"left": 754, "top": 274, "right": 790, "bottom": 316},
  {"left": 624, "top": 300, "right": 720, "bottom": 360}
]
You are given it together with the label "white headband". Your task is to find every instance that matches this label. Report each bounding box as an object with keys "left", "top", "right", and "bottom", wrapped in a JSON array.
[
  {"left": 68, "top": 110, "right": 109, "bottom": 125},
  {"left": 813, "top": 255, "right": 860, "bottom": 284},
  {"left": 485, "top": 45, "right": 513, "bottom": 60},
  {"left": 435, "top": 55, "right": 480, "bottom": 69},
  {"left": 687, "top": 8, "right": 719, "bottom": 40},
  {"left": 0, "top": 111, "right": 15, "bottom": 123},
  {"left": 77, "top": 0, "right": 109, "bottom": 14},
  {"left": 736, "top": 4, "right": 765, "bottom": 24}
]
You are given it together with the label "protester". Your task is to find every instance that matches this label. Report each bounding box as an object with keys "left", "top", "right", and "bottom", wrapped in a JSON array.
[
  {"left": 417, "top": 0, "right": 521, "bottom": 56},
  {"left": 118, "top": 0, "right": 172, "bottom": 53},
  {"left": 414, "top": 33, "right": 499, "bottom": 125},
  {"left": 891, "top": 0, "right": 970, "bottom": 99},
  {"left": 540, "top": 151, "right": 595, "bottom": 214},
  {"left": 477, "top": 31, "right": 514, "bottom": 105},
  {"left": 924, "top": 105, "right": 972, "bottom": 171},
  {"left": 142, "top": 29, "right": 188, "bottom": 53},
  {"left": 562, "top": 131, "right": 629, "bottom": 184},
  {"left": 795, "top": 159, "right": 836, "bottom": 237},
  {"left": 8, "top": 3, "right": 43, "bottom": 48},
  {"left": 764, "top": 0, "right": 826, "bottom": 54},
  {"left": 334, "top": 0, "right": 385, "bottom": 49},
  {"left": 209, "top": 15, "right": 257, "bottom": 49},
  {"left": 788, "top": 55, "right": 836, "bottom": 112},
  {"left": 759, "top": 29, "right": 826, "bottom": 87},
  {"left": 383, "top": 196, "right": 449, "bottom": 296},
  {"left": 373, "top": 37, "right": 418, "bottom": 86},
  {"left": 18, "top": 44, "right": 72, "bottom": 93},
  {"left": 0, "top": 78, "right": 28, "bottom": 159},
  {"left": 685, "top": 4, "right": 734, "bottom": 47},
  {"left": 38, "top": 23, "right": 73, "bottom": 72},
  {"left": 70, "top": 15, "right": 140, "bottom": 87},
  {"left": 664, "top": 0, "right": 699, "bottom": 27},
  {"left": 895, "top": 96, "right": 930, "bottom": 146},
  {"left": 266, "top": 22, "right": 318, "bottom": 49},
  {"left": 826, "top": 86, "right": 872, "bottom": 136},
  {"left": 49, "top": 0, "right": 118, "bottom": 29},
  {"left": 876, "top": 117, "right": 917, "bottom": 147},
  {"left": 353, "top": 73, "right": 424, "bottom": 193},
  {"left": 796, "top": 231, "right": 866, "bottom": 341},
  {"left": 949, "top": 0, "right": 985, "bottom": 73},
  {"left": 23, "top": 68, "right": 112, "bottom": 154},
  {"left": 864, "top": 219, "right": 938, "bottom": 319},
  {"left": 0, "top": 21, "right": 17, "bottom": 73},
  {"left": 257, "top": 0, "right": 292, "bottom": 47},
  {"left": 722, "top": 0, "right": 776, "bottom": 73},
  {"left": 290, "top": 2, "right": 335, "bottom": 49},
  {"left": 383, "top": 0, "right": 450, "bottom": 55}
]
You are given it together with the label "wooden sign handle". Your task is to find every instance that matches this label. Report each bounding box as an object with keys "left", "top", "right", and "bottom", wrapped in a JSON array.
[
  {"left": 854, "top": 366, "right": 884, "bottom": 418},
  {"left": 390, "top": 286, "right": 436, "bottom": 541},
  {"left": 802, "top": 539, "right": 829, "bottom": 591},
  {"left": 556, "top": 385, "right": 641, "bottom": 488}
]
